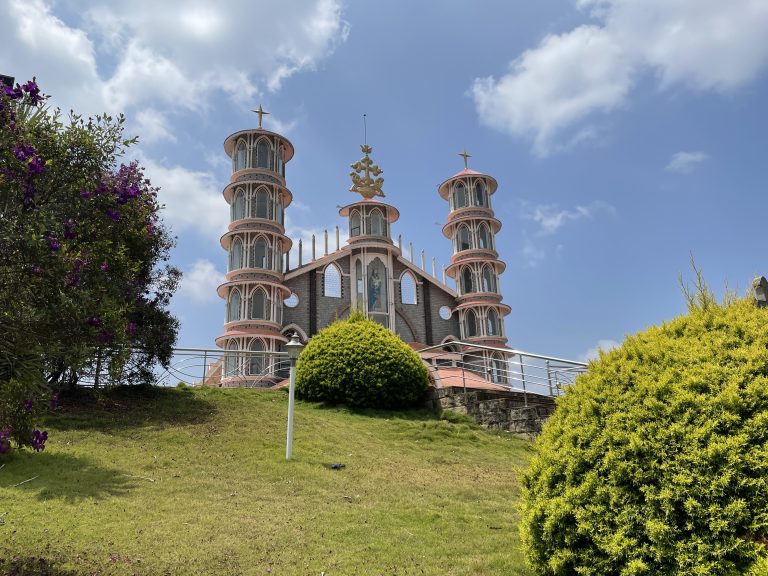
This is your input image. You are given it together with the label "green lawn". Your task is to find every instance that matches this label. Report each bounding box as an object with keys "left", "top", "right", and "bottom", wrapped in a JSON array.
[{"left": 0, "top": 386, "right": 533, "bottom": 575}]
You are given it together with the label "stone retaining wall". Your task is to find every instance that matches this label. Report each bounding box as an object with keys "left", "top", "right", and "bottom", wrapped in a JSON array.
[{"left": 429, "top": 386, "right": 557, "bottom": 434}]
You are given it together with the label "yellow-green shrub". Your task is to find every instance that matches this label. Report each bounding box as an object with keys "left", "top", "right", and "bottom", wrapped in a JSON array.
[
  {"left": 295, "top": 311, "right": 429, "bottom": 409},
  {"left": 521, "top": 297, "right": 768, "bottom": 575}
]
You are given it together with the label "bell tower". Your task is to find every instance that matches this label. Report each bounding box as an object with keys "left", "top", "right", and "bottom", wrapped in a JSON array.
[
  {"left": 337, "top": 144, "right": 401, "bottom": 328},
  {"left": 216, "top": 107, "right": 295, "bottom": 386},
  {"left": 439, "top": 151, "right": 511, "bottom": 383}
]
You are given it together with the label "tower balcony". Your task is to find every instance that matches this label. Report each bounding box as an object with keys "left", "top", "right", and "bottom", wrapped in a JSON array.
[{"left": 445, "top": 256, "right": 506, "bottom": 278}]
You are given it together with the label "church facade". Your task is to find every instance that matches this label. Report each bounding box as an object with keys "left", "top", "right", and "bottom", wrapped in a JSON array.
[{"left": 215, "top": 113, "right": 512, "bottom": 386}]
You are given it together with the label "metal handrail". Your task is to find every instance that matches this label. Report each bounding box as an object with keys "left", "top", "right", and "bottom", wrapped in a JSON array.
[{"left": 419, "top": 340, "right": 587, "bottom": 403}]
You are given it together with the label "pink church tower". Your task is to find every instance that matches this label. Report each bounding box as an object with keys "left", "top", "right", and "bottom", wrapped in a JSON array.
[
  {"left": 439, "top": 151, "right": 512, "bottom": 383},
  {"left": 216, "top": 107, "right": 294, "bottom": 386}
]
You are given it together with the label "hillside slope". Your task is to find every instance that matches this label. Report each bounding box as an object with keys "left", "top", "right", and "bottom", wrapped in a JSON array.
[{"left": 0, "top": 387, "right": 533, "bottom": 575}]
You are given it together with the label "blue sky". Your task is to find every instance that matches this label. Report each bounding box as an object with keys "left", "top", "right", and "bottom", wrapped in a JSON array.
[{"left": 3, "top": 0, "right": 767, "bottom": 361}]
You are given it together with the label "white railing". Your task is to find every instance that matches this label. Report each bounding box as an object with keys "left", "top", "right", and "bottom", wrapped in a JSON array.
[
  {"left": 418, "top": 341, "right": 587, "bottom": 403},
  {"left": 155, "top": 347, "right": 290, "bottom": 388}
]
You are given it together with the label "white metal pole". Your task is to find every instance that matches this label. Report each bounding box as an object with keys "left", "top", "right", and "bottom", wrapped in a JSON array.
[{"left": 286, "top": 356, "right": 297, "bottom": 460}]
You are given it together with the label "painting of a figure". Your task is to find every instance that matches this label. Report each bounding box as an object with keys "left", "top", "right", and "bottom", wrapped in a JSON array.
[{"left": 367, "top": 259, "right": 387, "bottom": 313}]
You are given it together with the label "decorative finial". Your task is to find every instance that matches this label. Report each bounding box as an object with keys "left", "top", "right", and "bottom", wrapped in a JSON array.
[
  {"left": 459, "top": 149, "right": 471, "bottom": 170},
  {"left": 349, "top": 144, "right": 385, "bottom": 199},
  {"left": 363, "top": 113, "right": 367, "bottom": 145},
  {"left": 252, "top": 105, "right": 269, "bottom": 129}
]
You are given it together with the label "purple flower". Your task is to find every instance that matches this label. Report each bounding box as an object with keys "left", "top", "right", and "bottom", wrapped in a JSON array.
[
  {"left": 31, "top": 429, "right": 48, "bottom": 452},
  {"left": 100, "top": 261, "right": 109, "bottom": 272},
  {"left": 21, "top": 78, "right": 43, "bottom": 105},
  {"left": 126, "top": 322, "right": 137, "bottom": 335},
  {"left": 0, "top": 440, "right": 9, "bottom": 454},
  {"left": 105, "top": 208, "right": 120, "bottom": 221},
  {"left": 13, "top": 143, "right": 35, "bottom": 162},
  {"left": 5, "top": 84, "right": 23, "bottom": 100},
  {"left": 86, "top": 316, "right": 102, "bottom": 327},
  {"left": 79, "top": 190, "right": 92, "bottom": 199},
  {"left": 49, "top": 394, "right": 59, "bottom": 410},
  {"left": 98, "top": 330, "right": 113, "bottom": 345},
  {"left": 48, "top": 237, "right": 60, "bottom": 251},
  {"left": 12, "top": 143, "right": 44, "bottom": 174},
  {"left": 64, "top": 273, "right": 81, "bottom": 287},
  {"left": 27, "top": 155, "right": 45, "bottom": 174},
  {"left": 30, "top": 265, "right": 42, "bottom": 275},
  {"left": 22, "top": 398, "right": 33, "bottom": 413}
]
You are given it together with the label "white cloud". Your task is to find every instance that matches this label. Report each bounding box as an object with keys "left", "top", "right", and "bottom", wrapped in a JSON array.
[
  {"left": 474, "top": 0, "right": 768, "bottom": 154},
  {"left": 103, "top": 39, "right": 202, "bottom": 112},
  {"left": 179, "top": 259, "right": 226, "bottom": 303},
  {"left": 134, "top": 108, "right": 177, "bottom": 144},
  {"left": 579, "top": 339, "right": 620, "bottom": 362},
  {"left": 521, "top": 237, "right": 546, "bottom": 267},
  {"left": 522, "top": 201, "right": 614, "bottom": 236},
  {"left": 472, "top": 25, "right": 633, "bottom": 156},
  {"left": 665, "top": 151, "right": 708, "bottom": 173},
  {"left": 2, "top": 0, "right": 104, "bottom": 117},
  {"left": 583, "top": 0, "right": 768, "bottom": 91},
  {"left": 137, "top": 155, "right": 228, "bottom": 241},
  {"left": 0, "top": 0, "right": 347, "bottom": 118}
]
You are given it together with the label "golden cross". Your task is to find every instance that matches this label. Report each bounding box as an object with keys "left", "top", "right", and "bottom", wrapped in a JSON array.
[
  {"left": 252, "top": 105, "right": 269, "bottom": 128},
  {"left": 459, "top": 149, "right": 471, "bottom": 170}
]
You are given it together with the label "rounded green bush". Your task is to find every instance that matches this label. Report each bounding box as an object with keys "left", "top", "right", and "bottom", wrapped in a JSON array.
[
  {"left": 295, "top": 311, "right": 429, "bottom": 409},
  {"left": 521, "top": 297, "right": 768, "bottom": 575}
]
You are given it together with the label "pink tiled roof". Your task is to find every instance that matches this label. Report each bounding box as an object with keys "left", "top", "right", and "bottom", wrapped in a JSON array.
[{"left": 429, "top": 367, "right": 508, "bottom": 391}]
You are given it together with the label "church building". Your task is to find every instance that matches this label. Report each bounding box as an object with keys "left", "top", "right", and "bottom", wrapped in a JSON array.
[{"left": 215, "top": 110, "right": 512, "bottom": 386}]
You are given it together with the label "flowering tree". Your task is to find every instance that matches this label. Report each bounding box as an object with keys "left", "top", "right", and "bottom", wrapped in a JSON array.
[{"left": 0, "top": 79, "right": 180, "bottom": 453}]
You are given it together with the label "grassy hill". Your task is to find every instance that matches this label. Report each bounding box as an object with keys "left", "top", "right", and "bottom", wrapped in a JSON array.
[{"left": 0, "top": 386, "right": 533, "bottom": 576}]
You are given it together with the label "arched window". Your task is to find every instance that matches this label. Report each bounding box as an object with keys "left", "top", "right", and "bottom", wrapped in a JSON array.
[
  {"left": 461, "top": 267, "right": 474, "bottom": 295},
  {"left": 249, "top": 288, "right": 269, "bottom": 320},
  {"left": 465, "top": 309, "right": 478, "bottom": 337},
  {"left": 235, "top": 141, "right": 246, "bottom": 172},
  {"left": 248, "top": 339, "right": 264, "bottom": 375},
  {"left": 257, "top": 139, "right": 271, "bottom": 169},
  {"left": 232, "top": 189, "right": 245, "bottom": 221},
  {"left": 456, "top": 225, "right": 471, "bottom": 251},
  {"left": 324, "top": 264, "right": 342, "bottom": 297},
  {"left": 370, "top": 209, "right": 385, "bottom": 236},
  {"left": 454, "top": 182, "right": 467, "bottom": 209},
  {"left": 275, "top": 194, "right": 284, "bottom": 225},
  {"left": 487, "top": 308, "right": 500, "bottom": 336},
  {"left": 350, "top": 211, "right": 361, "bottom": 237},
  {"left": 225, "top": 341, "right": 239, "bottom": 376},
  {"left": 229, "top": 239, "right": 243, "bottom": 271},
  {"left": 254, "top": 188, "right": 270, "bottom": 219},
  {"left": 250, "top": 237, "right": 271, "bottom": 270},
  {"left": 482, "top": 266, "right": 496, "bottom": 293},
  {"left": 277, "top": 147, "right": 284, "bottom": 175},
  {"left": 227, "top": 289, "right": 241, "bottom": 322},
  {"left": 400, "top": 272, "right": 417, "bottom": 305},
  {"left": 477, "top": 223, "right": 490, "bottom": 249},
  {"left": 355, "top": 259, "right": 364, "bottom": 303},
  {"left": 491, "top": 354, "right": 505, "bottom": 383},
  {"left": 474, "top": 181, "right": 486, "bottom": 206}
]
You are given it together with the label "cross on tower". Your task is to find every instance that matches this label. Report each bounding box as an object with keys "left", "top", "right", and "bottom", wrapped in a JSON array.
[
  {"left": 459, "top": 149, "right": 471, "bottom": 170},
  {"left": 252, "top": 105, "right": 269, "bottom": 129}
]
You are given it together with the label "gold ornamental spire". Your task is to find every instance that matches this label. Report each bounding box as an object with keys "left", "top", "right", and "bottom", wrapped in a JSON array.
[{"left": 349, "top": 144, "right": 385, "bottom": 199}]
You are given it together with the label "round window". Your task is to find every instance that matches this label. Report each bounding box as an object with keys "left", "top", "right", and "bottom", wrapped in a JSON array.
[
  {"left": 439, "top": 305, "right": 452, "bottom": 320},
  {"left": 284, "top": 293, "right": 299, "bottom": 308}
]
